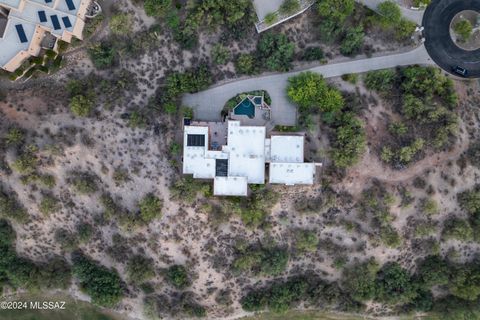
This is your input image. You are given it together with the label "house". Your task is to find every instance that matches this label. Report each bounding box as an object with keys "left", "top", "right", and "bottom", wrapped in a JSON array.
[
  {"left": 183, "top": 120, "right": 320, "bottom": 197},
  {"left": 0, "top": 0, "right": 92, "bottom": 72}
]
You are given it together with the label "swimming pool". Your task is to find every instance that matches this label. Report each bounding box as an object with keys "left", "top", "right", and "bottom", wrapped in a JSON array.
[{"left": 233, "top": 98, "right": 255, "bottom": 118}]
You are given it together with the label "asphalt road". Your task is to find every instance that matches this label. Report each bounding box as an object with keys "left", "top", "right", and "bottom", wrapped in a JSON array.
[{"left": 423, "top": 0, "right": 480, "bottom": 78}]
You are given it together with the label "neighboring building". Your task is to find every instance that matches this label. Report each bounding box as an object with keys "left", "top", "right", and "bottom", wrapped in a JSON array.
[
  {"left": 0, "top": 0, "right": 91, "bottom": 72},
  {"left": 252, "top": 0, "right": 315, "bottom": 33},
  {"left": 183, "top": 120, "right": 320, "bottom": 197}
]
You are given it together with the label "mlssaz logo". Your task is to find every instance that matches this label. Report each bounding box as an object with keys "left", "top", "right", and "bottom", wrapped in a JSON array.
[{"left": 29, "top": 301, "right": 66, "bottom": 310}]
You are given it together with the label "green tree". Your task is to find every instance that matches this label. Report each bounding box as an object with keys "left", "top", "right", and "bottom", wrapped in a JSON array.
[
  {"left": 342, "top": 259, "right": 379, "bottom": 301},
  {"left": 377, "top": 1, "right": 402, "bottom": 25},
  {"left": 317, "top": 0, "right": 354, "bottom": 22},
  {"left": 287, "top": 72, "right": 344, "bottom": 114},
  {"left": 257, "top": 33, "right": 295, "bottom": 72},
  {"left": 375, "top": 262, "right": 418, "bottom": 305},
  {"left": 72, "top": 252, "right": 123, "bottom": 307},
  {"left": 415, "top": 256, "right": 450, "bottom": 288},
  {"left": 454, "top": 19, "right": 473, "bottom": 40},
  {"left": 449, "top": 265, "right": 480, "bottom": 301}
]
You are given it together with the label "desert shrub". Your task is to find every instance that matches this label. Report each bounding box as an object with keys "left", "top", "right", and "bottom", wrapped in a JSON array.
[
  {"left": 12, "top": 150, "right": 37, "bottom": 175},
  {"left": 364, "top": 69, "right": 396, "bottom": 93},
  {"left": 235, "top": 54, "right": 255, "bottom": 75},
  {"left": 341, "top": 73, "right": 358, "bottom": 84},
  {"left": 70, "top": 94, "right": 94, "bottom": 117},
  {"left": 170, "top": 177, "right": 210, "bottom": 203},
  {"left": 88, "top": 42, "right": 116, "bottom": 69},
  {"left": 257, "top": 33, "right": 295, "bottom": 72},
  {"left": 279, "top": 0, "right": 300, "bottom": 15},
  {"left": 4, "top": 127, "right": 25, "bottom": 146},
  {"left": 166, "top": 265, "right": 190, "bottom": 289},
  {"left": 39, "top": 194, "right": 61, "bottom": 216},
  {"left": 39, "top": 174, "right": 56, "bottom": 188},
  {"left": 317, "top": 0, "right": 354, "bottom": 42},
  {"left": 54, "top": 228, "right": 78, "bottom": 251},
  {"left": 211, "top": 44, "right": 230, "bottom": 65},
  {"left": 330, "top": 113, "right": 366, "bottom": 168},
  {"left": 264, "top": 12, "right": 278, "bottom": 25},
  {"left": 72, "top": 251, "right": 123, "bottom": 307},
  {"left": 442, "top": 218, "right": 474, "bottom": 241},
  {"left": 414, "top": 220, "right": 437, "bottom": 237},
  {"left": 458, "top": 186, "right": 480, "bottom": 215},
  {"left": 375, "top": 262, "right": 418, "bottom": 305},
  {"left": 76, "top": 223, "right": 93, "bottom": 243},
  {"left": 232, "top": 241, "right": 288, "bottom": 276},
  {"left": 0, "top": 188, "right": 28, "bottom": 223},
  {"left": 226, "top": 185, "right": 279, "bottom": 227},
  {"left": 302, "top": 47, "right": 324, "bottom": 61},
  {"left": 126, "top": 255, "right": 155, "bottom": 284},
  {"left": 70, "top": 172, "right": 98, "bottom": 194},
  {"left": 421, "top": 198, "right": 439, "bottom": 215},
  {"left": 340, "top": 26, "right": 364, "bottom": 56},
  {"left": 139, "top": 194, "right": 162, "bottom": 223},
  {"left": 294, "top": 229, "right": 319, "bottom": 252},
  {"left": 128, "top": 111, "right": 147, "bottom": 128},
  {"left": 37, "top": 257, "right": 72, "bottom": 289},
  {"left": 109, "top": 13, "right": 132, "bottom": 35}
]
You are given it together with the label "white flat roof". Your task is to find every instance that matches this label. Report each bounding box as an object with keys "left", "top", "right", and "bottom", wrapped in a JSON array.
[
  {"left": 183, "top": 126, "right": 215, "bottom": 179},
  {"left": 0, "top": 17, "right": 36, "bottom": 67},
  {"left": 10, "top": 1, "right": 78, "bottom": 37},
  {"left": 270, "top": 135, "right": 304, "bottom": 163},
  {"left": 214, "top": 176, "right": 248, "bottom": 196},
  {"left": 0, "top": 0, "right": 21, "bottom": 9},
  {"left": 226, "top": 121, "right": 265, "bottom": 184},
  {"left": 269, "top": 162, "right": 315, "bottom": 185}
]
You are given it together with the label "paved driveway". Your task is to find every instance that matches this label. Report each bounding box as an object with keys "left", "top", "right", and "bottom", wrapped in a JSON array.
[{"left": 182, "top": 45, "right": 434, "bottom": 126}]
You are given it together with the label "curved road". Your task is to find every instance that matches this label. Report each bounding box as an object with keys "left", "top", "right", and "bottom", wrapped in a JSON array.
[
  {"left": 183, "top": 46, "right": 434, "bottom": 126},
  {"left": 423, "top": 0, "right": 480, "bottom": 78}
]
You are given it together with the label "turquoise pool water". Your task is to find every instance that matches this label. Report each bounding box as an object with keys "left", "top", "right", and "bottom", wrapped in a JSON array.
[{"left": 234, "top": 98, "right": 255, "bottom": 118}]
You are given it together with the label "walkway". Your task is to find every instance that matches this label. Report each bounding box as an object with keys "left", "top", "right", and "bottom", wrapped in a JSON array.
[{"left": 182, "top": 45, "right": 434, "bottom": 126}]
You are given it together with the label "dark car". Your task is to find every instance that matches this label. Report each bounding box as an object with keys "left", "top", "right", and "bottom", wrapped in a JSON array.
[{"left": 453, "top": 66, "right": 468, "bottom": 77}]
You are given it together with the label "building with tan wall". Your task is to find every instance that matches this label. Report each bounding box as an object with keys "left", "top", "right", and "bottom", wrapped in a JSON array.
[{"left": 0, "top": 0, "right": 91, "bottom": 72}]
